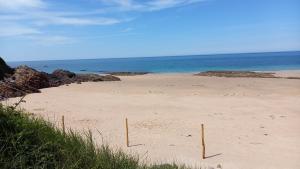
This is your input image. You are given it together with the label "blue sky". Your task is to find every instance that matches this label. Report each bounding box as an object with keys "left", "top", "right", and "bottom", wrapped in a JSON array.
[{"left": 0, "top": 0, "right": 300, "bottom": 61}]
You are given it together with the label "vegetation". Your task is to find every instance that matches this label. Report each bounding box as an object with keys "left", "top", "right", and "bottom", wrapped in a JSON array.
[{"left": 0, "top": 105, "right": 189, "bottom": 169}]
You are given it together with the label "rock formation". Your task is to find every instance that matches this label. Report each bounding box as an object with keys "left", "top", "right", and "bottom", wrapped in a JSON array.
[
  {"left": 0, "top": 57, "right": 120, "bottom": 100},
  {"left": 0, "top": 57, "right": 14, "bottom": 80}
]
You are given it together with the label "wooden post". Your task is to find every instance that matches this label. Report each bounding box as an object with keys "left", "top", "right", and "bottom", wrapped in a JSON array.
[
  {"left": 201, "top": 124, "right": 206, "bottom": 159},
  {"left": 125, "top": 118, "right": 129, "bottom": 147},
  {"left": 62, "top": 115, "right": 65, "bottom": 135}
]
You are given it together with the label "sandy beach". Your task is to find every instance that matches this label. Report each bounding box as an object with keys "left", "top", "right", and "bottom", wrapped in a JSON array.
[{"left": 5, "top": 71, "right": 300, "bottom": 169}]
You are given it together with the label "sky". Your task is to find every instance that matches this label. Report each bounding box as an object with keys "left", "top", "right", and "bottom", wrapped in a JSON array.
[{"left": 0, "top": 0, "right": 300, "bottom": 61}]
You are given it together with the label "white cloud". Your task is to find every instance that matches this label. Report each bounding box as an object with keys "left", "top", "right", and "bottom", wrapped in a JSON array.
[
  {"left": 0, "top": 0, "right": 45, "bottom": 10},
  {"left": 0, "top": 0, "right": 205, "bottom": 40},
  {"left": 29, "top": 35, "right": 76, "bottom": 45},
  {"left": 147, "top": 0, "right": 205, "bottom": 11},
  {"left": 0, "top": 24, "right": 41, "bottom": 37},
  {"left": 98, "top": 0, "right": 205, "bottom": 11},
  {"left": 34, "top": 15, "right": 122, "bottom": 26}
]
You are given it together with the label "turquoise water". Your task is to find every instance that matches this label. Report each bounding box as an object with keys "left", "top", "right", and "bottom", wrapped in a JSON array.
[{"left": 8, "top": 51, "right": 300, "bottom": 73}]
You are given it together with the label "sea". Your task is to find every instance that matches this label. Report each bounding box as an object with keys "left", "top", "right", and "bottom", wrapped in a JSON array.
[{"left": 8, "top": 51, "right": 300, "bottom": 74}]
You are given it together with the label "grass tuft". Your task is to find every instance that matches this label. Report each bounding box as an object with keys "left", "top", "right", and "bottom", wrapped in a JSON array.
[{"left": 0, "top": 105, "right": 190, "bottom": 169}]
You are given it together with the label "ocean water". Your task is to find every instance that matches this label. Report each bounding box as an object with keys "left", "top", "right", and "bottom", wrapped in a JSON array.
[{"left": 8, "top": 51, "right": 300, "bottom": 73}]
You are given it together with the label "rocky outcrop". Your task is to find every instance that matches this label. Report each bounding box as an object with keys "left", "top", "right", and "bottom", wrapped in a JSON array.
[
  {"left": 52, "top": 69, "right": 76, "bottom": 79},
  {"left": 0, "top": 81, "right": 39, "bottom": 99},
  {"left": 195, "top": 71, "right": 278, "bottom": 78},
  {"left": 0, "top": 62, "right": 121, "bottom": 99},
  {"left": 13, "top": 66, "right": 50, "bottom": 89},
  {"left": 76, "top": 74, "right": 120, "bottom": 82},
  {"left": 47, "top": 69, "right": 120, "bottom": 87},
  {"left": 0, "top": 66, "right": 48, "bottom": 99},
  {"left": 0, "top": 57, "right": 14, "bottom": 80},
  {"left": 108, "top": 72, "right": 149, "bottom": 76}
]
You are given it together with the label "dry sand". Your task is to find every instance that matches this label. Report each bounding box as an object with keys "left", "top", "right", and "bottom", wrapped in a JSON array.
[{"left": 5, "top": 71, "right": 300, "bottom": 169}]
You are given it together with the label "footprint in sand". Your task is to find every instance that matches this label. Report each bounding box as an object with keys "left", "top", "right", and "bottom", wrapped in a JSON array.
[{"left": 269, "top": 115, "right": 275, "bottom": 120}]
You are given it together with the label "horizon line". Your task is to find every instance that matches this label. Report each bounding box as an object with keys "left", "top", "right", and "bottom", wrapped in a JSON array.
[{"left": 6, "top": 50, "right": 300, "bottom": 63}]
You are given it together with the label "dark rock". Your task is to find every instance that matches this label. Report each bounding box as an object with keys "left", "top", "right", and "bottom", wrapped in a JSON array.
[
  {"left": 0, "top": 59, "right": 120, "bottom": 100},
  {"left": 48, "top": 69, "right": 77, "bottom": 87},
  {"left": 286, "top": 77, "right": 300, "bottom": 79},
  {"left": 0, "top": 57, "right": 14, "bottom": 80},
  {"left": 108, "top": 71, "right": 149, "bottom": 76},
  {"left": 195, "top": 71, "right": 278, "bottom": 78},
  {"left": 0, "top": 81, "right": 40, "bottom": 99},
  {"left": 47, "top": 72, "right": 72, "bottom": 87},
  {"left": 0, "top": 65, "right": 48, "bottom": 99},
  {"left": 76, "top": 74, "right": 121, "bottom": 82},
  {"left": 52, "top": 69, "right": 76, "bottom": 79},
  {"left": 49, "top": 69, "right": 120, "bottom": 86},
  {"left": 93, "top": 75, "right": 120, "bottom": 81},
  {"left": 13, "top": 65, "right": 50, "bottom": 89}
]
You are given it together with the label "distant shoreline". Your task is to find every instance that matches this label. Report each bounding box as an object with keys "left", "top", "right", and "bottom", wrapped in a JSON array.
[{"left": 7, "top": 51, "right": 300, "bottom": 74}]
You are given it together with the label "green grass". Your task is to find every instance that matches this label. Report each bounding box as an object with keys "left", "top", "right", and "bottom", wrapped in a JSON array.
[{"left": 0, "top": 105, "right": 189, "bottom": 169}]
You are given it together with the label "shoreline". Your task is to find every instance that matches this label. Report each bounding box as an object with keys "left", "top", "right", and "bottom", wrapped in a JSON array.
[{"left": 4, "top": 71, "right": 300, "bottom": 169}]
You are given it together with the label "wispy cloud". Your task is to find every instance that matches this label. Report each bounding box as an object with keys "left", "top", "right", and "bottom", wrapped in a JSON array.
[
  {"left": 33, "top": 15, "right": 123, "bottom": 26},
  {"left": 0, "top": 0, "right": 205, "bottom": 44},
  {"left": 0, "top": 0, "right": 45, "bottom": 10},
  {"left": 146, "top": 0, "right": 204, "bottom": 11},
  {"left": 98, "top": 0, "right": 205, "bottom": 11},
  {"left": 28, "top": 35, "right": 76, "bottom": 45},
  {"left": 121, "top": 27, "right": 133, "bottom": 32},
  {"left": 0, "top": 23, "right": 41, "bottom": 37}
]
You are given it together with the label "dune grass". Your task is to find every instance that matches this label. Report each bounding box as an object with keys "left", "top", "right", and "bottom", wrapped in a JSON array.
[{"left": 0, "top": 105, "right": 189, "bottom": 169}]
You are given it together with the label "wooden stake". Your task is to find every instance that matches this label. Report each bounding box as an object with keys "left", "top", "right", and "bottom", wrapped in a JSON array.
[
  {"left": 125, "top": 118, "right": 129, "bottom": 147},
  {"left": 62, "top": 115, "right": 65, "bottom": 135},
  {"left": 201, "top": 124, "right": 206, "bottom": 159}
]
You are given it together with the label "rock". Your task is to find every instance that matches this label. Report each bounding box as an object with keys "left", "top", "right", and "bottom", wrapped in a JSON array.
[
  {"left": 76, "top": 74, "right": 102, "bottom": 82},
  {"left": 13, "top": 65, "right": 50, "bottom": 89},
  {"left": 0, "top": 65, "right": 49, "bottom": 99},
  {"left": 98, "top": 75, "right": 121, "bottom": 81},
  {"left": 52, "top": 69, "right": 76, "bottom": 79},
  {"left": 0, "top": 57, "right": 14, "bottom": 80},
  {"left": 195, "top": 71, "right": 278, "bottom": 78},
  {"left": 0, "top": 59, "right": 120, "bottom": 100},
  {"left": 48, "top": 69, "right": 77, "bottom": 86},
  {"left": 108, "top": 71, "right": 149, "bottom": 76},
  {"left": 49, "top": 69, "right": 120, "bottom": 86},
  {"left": 76, "top": 74, "right": 120, "bottom": 82},
  {"left": 47, "top": 72, "right": 73, "bottom": 87},
  {"left": 0, "top": 81, "right": 40, "bottom": 99}
]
